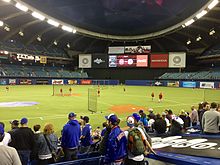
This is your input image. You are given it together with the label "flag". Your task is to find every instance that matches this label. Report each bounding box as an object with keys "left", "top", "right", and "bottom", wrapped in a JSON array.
[
  {"left": 169, "top": 52, "right": 186, "bottom": 68},
  {"left": 79, "top": 54, "right": 91, "bottom": 68}
]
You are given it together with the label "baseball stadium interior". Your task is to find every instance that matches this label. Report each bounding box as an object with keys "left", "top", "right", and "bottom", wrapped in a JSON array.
[{"left": 0, "top": 0, "right": 220, "bottom": 165}]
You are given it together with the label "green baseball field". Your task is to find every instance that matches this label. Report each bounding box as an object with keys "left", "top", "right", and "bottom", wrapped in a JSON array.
[{"left": 0, "top": 85, "right": 219, "bottom": 135}]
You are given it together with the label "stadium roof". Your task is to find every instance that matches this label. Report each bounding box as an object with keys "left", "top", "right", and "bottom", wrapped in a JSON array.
[{"left": 0, "top": 0, "right": 220, "bottom": 54}]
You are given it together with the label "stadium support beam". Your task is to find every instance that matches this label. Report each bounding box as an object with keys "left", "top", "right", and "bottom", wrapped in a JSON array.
[
  {"left": 3, "top": 20, "right": 41, "bottom": 41},
  {"left": 0, "top": 11, "right": 27, "bottom": 21},
  {"left": 26, "top": 26, "right": 56, "bottom": 45},
  {"left": 201, "top": 16, "right": 220, "bottom": 24}
]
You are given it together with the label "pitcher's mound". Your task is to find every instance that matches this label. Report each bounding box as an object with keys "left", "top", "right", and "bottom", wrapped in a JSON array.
[{"left": 110, "top": 104, "right": 147, "bottom": 113}]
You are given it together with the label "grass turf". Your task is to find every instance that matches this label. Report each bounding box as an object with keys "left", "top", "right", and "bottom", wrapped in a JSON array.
[{"left": 0, "top": 85, "right": 219, "bottom": 136}]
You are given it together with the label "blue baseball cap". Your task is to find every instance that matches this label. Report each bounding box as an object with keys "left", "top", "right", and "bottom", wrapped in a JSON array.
[
  {"left": 68, "top": 112, "right": 76, "bottom": 118},
  {"left": 105, "top": 114, "right": 118, "bottom": 123},
  {"left": 20, "top": 118, "right": 28, "bottom": 125},
  {"left": 0, "top": 124, "right": 4, "bottom": 135},
  {"left": 132, "top": 113, "right": 141, "bottom": 122}
]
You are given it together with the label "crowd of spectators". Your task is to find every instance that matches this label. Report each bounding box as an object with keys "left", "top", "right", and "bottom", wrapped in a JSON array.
[{"left": 0, "top": 101, "right": 219, "bottom": 165}]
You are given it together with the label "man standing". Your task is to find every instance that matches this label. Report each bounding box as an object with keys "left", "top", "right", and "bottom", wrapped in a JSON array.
[
  {"left": 8, "top": 120, "right": 19, "bottom": 135},
  {"left": 198, "top": 102, "right": 210, "bottom": 130},
  {"left": 0, "top": 124, "right": 22, "bottom": 165},
  {"left": 105, "top": 114, "right": 127, "bottom": 165},
  {"left": 9, "top": 117, "right": 35, "bottom": 165},
  {"left": 61, "top": 112, "right": 81, "bottom": 161},
  {"left": 0, "top": 122, "right": 11, "bottom": 146},
  {"left": 189, "top": 106, "right": 199, "bottom": 127},
  {"left": 80, "top": 116, "right": 93, "bottom": 153},
  {"left": 202, "top": 102, "right": 220, "bottom": 135}
]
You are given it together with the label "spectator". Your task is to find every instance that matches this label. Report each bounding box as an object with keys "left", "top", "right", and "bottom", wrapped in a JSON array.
[
  {"left": 162, "top": 112, "right": 170, "bottom": 132},
  {"left": 0, "top": 122, "right": 11, "bottom": 146},
  {"left": 148, "top": 108, "right": 156, "bottom": 120},
  {"left": 179, "top": 110, "right": 190, "bottom": 129},
  {"left": 61, "top": 112, "right": 81, "bottom": 161},
  {"left": 168, "top": 119, "right": 182, "bottom": 136},
  {"left": 198, "top": 102, "right": 210, "bottom": 130},
  {"left": 105, "top": 114, "right": 127, "bottom": 165},
  {"left": 93, "top": 126, "right": 101, "bottom": 140},
  {"left": 166, "top": 109, "right": 173, "bottom": 122},
  {"left": 80, "top": 116, "right": 93, "bottom": 153},
  {"left": 189, "top": 106, "right": 199, "bottom": 126},
  {"left": 139, "top": 110, "right": 148, "bottom": 132},
  {"left": 153, "top": 114, "right": 167, "bottom": 135},
  {"left": 0, "top": 124, "right": 22, "bottom": 165},
  {"left": 101, "top": 122, "right": 108, "bottom": 137},
  {"left": 124, "top": 115, "right": 155, "bottom": 165},
  {"left": 30, "top": 125, "right": 41, "bottom": 164},
  {"left": 9, "top": 117, "right": 35, "bottom": 165},
  {"left": 8, "top": 120, "right": 19, "bottom": 135},
  {"left": 202, "top": 102, "right": 220, "bottom": 135}
]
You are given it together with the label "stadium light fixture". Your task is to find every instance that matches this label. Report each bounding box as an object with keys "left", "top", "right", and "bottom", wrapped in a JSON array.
[
  {"left": 2, "top": 0, "right": 11, "bottom": 3},
  {"left": 187, "top": 40, "right": 191, "bottom": 45},
  {"left": 4, "top": 26, "right": 10, "bottom": 32},
  {"left": 4, "top": 51, "right": 9, "bottom": 54},
  {"left": 208, "top": 0, "right": 219, "bottom": 9},
  {"left": 62, "top": 25, "right": 73, "bottom": 32},
  {"left": 18, "top": 31, "right": 24, "bottom": 37},
  {"left": 32, "top": 12, "right": 45, "bottom": 21},
  {"left": 72, "top": 28, "right": 77, "bottom": 33},
  {"left": 47, "top": 19, "right": 60, "bottom": 27},
  {"left": 196, "top": 35, "right": 202, "bottom": 41},
  {"left": 182, "top": 25, "right": 186, "bottom": 28},
  {"left": 15, "top": 2, "right": 28, "bottom": 12},
  {"left": 37, "top": 36, "right": 42, "bottom": 42},
  {"left": 196, "top": 10, "right": 207, "bottom": 19},
  {"left": 209, "top": 29, "right": 215, "bottom": 35},
  {"left": 67, "top": 43, "right": 70, "bottom": 48},
  {"left": 53, "top": 40, "right": 58, "bottom": 45},
  {"left": 0, "top": 20, "right": 3, "bottom": 26},
  {"left": 184, "top": 19, "right": 195, "bottom": 27}
]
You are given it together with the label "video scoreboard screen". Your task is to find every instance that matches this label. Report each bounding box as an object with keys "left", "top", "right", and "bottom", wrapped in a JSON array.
[{"left": 109, "top": 55, "right": 148, "bottom": 68}]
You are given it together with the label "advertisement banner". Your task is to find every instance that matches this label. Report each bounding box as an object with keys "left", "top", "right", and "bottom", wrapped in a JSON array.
[
  {"left": 79, "top": 54, "right": 92, "bottom": 68},
  {"left": 52, "top": 79, "right": 64, "bottom": 85},
  {"left": 200, "top": 82, "right": 214, "bottom": 89},
  {"left": 124, "top": 45, "right": 151, "bottom": 54},
  {"left": 109, "top": 55, "right": 117, "bottom": 67},
  {"left": 92, "top": 54, "right": 108, "bottom": 68},
  {"left": 108, "top": 47, "right": 124, "bottom": 54},
  {"left": 10, "top": 53, "right": 40, "bottom": 63},
  {"left": 36, "top": 80, "right": 49, "bottom": 84},
  {"left": 136, "top": 55, "right": 148, "bottom": 67},
  {"left": 9, "top": 79, "right": 16, "bottom": 85},
  {"left": 169, "top": 52, "right": 186, "bottom": 68},
  {"left": 81, "top": 80, "right": 92, "bottom": 85},
  {"left": 0, "top": 79, "right": 7, "bottom": 85},
  {"left": 150, "top": 54, "right": 168, "bottom": 68},
  {"left": 182, "top": 81, "right": 196, "bottom": 88},
  {"left": 167, "top": 81, "right": 179, "bottom": 87},
  {"left": 40, "top": 56, "right": 47, "bottom": 64},
  {"left": 20, "top": 79, "right": 32, "bottom": 85},
  {"left": 68, "top": 80, "right": 77, "bottom": 85}
]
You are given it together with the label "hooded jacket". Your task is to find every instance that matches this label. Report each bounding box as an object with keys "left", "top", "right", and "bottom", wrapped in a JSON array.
[{"left": 61, "top": 119, "right": 81, "bottom": 149}]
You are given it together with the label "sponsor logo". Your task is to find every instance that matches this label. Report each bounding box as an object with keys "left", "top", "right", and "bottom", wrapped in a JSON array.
[
  {"left": 82, "top": 58, "right": 89, "bottom": 64},
  {"left": 94, "top": 58, "right": 105, "bottom": 64}
]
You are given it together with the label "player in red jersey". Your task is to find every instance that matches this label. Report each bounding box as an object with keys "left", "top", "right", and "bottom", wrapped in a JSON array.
[
  {"left": 159, "top": 92, "right": 163, "bottom": 102},
  {"left": 97, "top": 88, "right": 100, "bottom": 97},
  {"left": 151, "top": 92, "right": 155, "bottom": 101},
  {"left": 60, "top": 88, "right": 63, "bottom": 96}
]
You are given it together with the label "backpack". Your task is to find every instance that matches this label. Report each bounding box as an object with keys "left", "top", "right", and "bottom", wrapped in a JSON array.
[{"left": 128, "top": 128, "right": 146, "bottom": 156}]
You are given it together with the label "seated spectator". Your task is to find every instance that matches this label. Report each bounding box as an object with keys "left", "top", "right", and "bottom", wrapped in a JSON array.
[
  {"left": 162, "top": 112, "right": 170, "bottom": 132},
  {"left": 0, "top": 124, "right": 22, "bottom": 165},
  {"left": 0, "top": 122, "right": 11, "bottom": 146},
  {"left": 80, "top": 116, "right": 93, "bottom": 153},
  {"left": 168, "top": 119, "right": 182, "bottom": 136},
  {"left": 153, "top": 114, "right": 167, "bottom": 135},
  {"left": 202, "top": 102, "right": 220, "bottom": 135},
  {"left": 93, "top": 126, "right": 101, "bottom": 140},
  {"left": 148, "top": 108, "right": 156, "bottom": 120},
  {"left": 8, "top": 120, "right": 19, "bottom": 135},
  {"left": 9, "top": 117, "right": 35, "bottom": 165},
  {"left": 179, "top": 110, "right": 190, "bottom": 129},
  {"left": 139, "top": 110, "right": 148, "bottom": 132}
]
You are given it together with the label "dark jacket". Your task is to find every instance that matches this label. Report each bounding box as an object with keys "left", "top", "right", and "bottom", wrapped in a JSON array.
[{"left": 61, "top": 119, "right": 81, "bottom": 149}]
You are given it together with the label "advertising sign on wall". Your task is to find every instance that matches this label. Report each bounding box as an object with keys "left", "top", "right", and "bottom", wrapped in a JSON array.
[
  {"left": 9, "top": 79, "right": 16, "bottom": 85},
  {"left": 167, "top": 81, "right": 179, "bottom": 87},
  {"left": 124, "top": 45, "right": 151, "bottom": 54},
  {"left": 92, "top": 54, "right": 108, "bottom": 68},
  {"left": 0, "top": 79, "right": 7, "bottom": 85},
  {"left": 200, "top": 82, "right": 214, "bottom": 89},
  {"left": 36, "top": 80, "right": 49, "bottom": 84},
  {"left": 52, "top": 79, "right": 64, "bottom": 85},
  {"left": 182, "top": 81, "right": 196, "bottom": 88},
  {"left": 169, "top": 52, "right": 186, "bottom": 68},
  {"left": 79, "top": 54, "right": 92, "bottom": 68},
  {"left": 136, "top": 55, "right": 148, "bottom": 67},
  {"left": 109, "top": 55, "right": 117, "bottom": 67},
  {"left": 20, "top": 79, "right": 32, "bottom": 85},
  {"left": 108, "top": 47, "right": 124, "bottom": 54},
  {"left": 81, "top": 80, "right": 92, "bottom": 85},
  {"left": 68, "top": 80, "right": 77, "bottom": 85},
  {"left": 150, "top": 54, "right": 169, "bottom": 68}
]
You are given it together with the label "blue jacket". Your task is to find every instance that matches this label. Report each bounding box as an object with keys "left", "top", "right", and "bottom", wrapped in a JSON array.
[
  {"left": 105, "top": 126, "right": 127, "bottom": 163},
  {"left": 61, "top": 119, "right": 81, "bottom": 149},
  {"left": 81, "top": 124, "right": 93, "bottom": 147}
]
